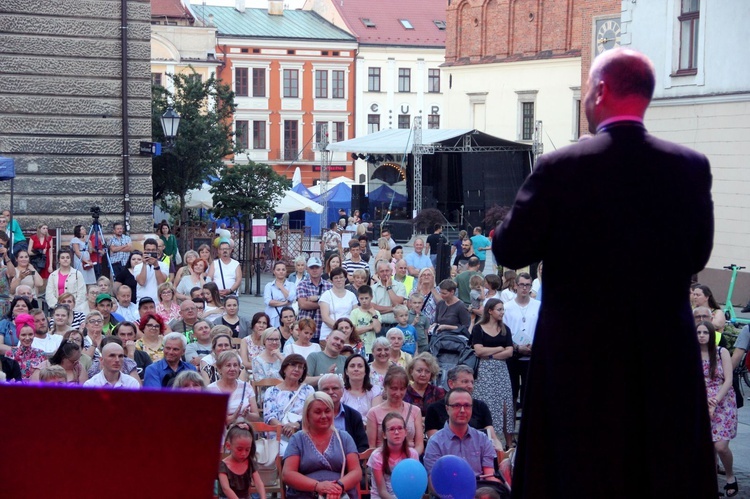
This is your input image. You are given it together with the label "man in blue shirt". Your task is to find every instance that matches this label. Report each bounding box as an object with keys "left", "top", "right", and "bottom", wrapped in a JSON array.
[
  {"left": 424, "top": 388, "right": 497, "bottom": 483},
  {"left": 143, "top": 333, "right": 197, "bottom": 388},
  {"left": 470, "top": 227, "right": 492, "bottom": 272},
  {"left": 405, "top": 237, "right": 432, "bottom": 277}
]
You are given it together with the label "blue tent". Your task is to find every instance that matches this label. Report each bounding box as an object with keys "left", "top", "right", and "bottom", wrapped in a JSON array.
[
  {"left": 292, "top": 182, "right": 315, "bottom": 199},
  {"left": 305, "top": 182, "right": 352, "bottom": 235},
  {"left": 369, "top": 184, "right": 407, "bottom": 206}
]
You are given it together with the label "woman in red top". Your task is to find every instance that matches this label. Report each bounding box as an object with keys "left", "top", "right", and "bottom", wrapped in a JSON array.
[{"left": 28, "top": 224, "right": 54, "bottom": 280}]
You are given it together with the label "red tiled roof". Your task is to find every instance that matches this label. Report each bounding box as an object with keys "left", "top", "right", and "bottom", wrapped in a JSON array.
[
  {"left": 152, "top": 0, "right": 194, "bottom": 20},
  {"left": 331, "top": 0, "right": 445, "bottom": 47}
]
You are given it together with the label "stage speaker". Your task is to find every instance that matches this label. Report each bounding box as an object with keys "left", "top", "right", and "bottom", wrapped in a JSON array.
[
  {"left": 351, "top": 184, "right": 368, "bottom": 215},
  {"left": 435, "top": 241, "right": 452, "bottom": 283}
]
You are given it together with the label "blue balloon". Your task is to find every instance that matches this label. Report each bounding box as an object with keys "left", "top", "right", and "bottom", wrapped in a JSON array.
[
  {"left": 430, "top": 455, "right": 477, "bottom": 499},
  {"left": 392, "top": 459, "right": 428, "bottom": 499}
]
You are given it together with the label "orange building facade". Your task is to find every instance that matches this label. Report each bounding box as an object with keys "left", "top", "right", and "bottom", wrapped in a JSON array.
[{"left": 195, "top": 5, "right": 358, "bottom": 187}]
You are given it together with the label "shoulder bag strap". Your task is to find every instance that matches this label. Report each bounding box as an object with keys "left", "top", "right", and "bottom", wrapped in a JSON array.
[
  {"left": 281, "top": 385, "right": 304, "bottom": 417},
  {"left": 217, "top": 260, "right": 227, "bottom": 289},
  {"left": 334, "top": 429, "right": 346, "bottom": 479}
]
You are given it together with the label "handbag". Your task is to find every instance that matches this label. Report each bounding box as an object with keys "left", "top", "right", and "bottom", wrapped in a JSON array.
[
  {"left": 732, "top": 367, "right": 744, "bottom": 409},
  {"left": 255, "top": 435, "right": 280, "bottom": 467},
  {"left": 317, "top": 429, "right": 349, "bottom": 499},
  {"left": 29, "top": 253, "right": 46, "bottom": 272},
  {"left": 280, "top": 385, "right": 304, "bottom": 425}
]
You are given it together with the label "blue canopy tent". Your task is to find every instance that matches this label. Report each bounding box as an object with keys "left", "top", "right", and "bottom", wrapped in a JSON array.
[
  {"left": 292, "top": 182, "right": 315, "bottom": 199},
  {"left": 369, "top": 184, "right": 407, "bottom": 206},
  {"left": 0, "top": 157, "right": 16, "bottom": 231},
  {"left": 305, "top": 182, "right": 352, "bottom": 235}
]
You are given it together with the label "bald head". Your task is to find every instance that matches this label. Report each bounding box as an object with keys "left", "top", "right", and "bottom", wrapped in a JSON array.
[
  {"left": 585, "top": 48, "right": 656, "bottom": 133},
  {"left": 101, "top": 343, "right": 125, "bottom": 375}
]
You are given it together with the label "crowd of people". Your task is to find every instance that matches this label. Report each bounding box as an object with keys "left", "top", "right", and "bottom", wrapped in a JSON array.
[{"left": 0, "top": 202, "right": 743, "bottom": 498}]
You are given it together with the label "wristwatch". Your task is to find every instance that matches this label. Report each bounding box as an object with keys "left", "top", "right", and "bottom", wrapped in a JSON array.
[
  {"left": 336, "top": 480, "right": 345, "bottom": 491},
  {"left": 386, "top": 286, "right": 392, "bottom": 290}
]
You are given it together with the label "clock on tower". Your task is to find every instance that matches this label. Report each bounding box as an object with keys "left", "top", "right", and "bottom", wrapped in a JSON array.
[{"left": 595, "top": 17, "right": 621, "bottom": 55}]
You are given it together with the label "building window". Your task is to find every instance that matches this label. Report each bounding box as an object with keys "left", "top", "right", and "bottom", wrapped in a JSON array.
[
  {"left": 399, "top": 19, "right": 414, "bottom": 29},
  {"left": 252, "top": 68, "right": 265, "bottom": 97},
  {"left": 678, "top": 0, "right": 700, "bottom": 73},
  {"left": 253, "top": 121, "right": 266, "bottom": 149},
  {"left": 316, "top": 122, "right": 328, "bottom": 145},
  {"left": 428, "top": 114, "right": 440, "bottom": 129},
  {"left": 433, "top": 20, "right": 446, "bottom": 30},
  {"left": 332, "top": 71, "right": 345, "bottom": 99},
  {"left": 398, "top": 68, "right": 411, "bottom": 92},
  {"left": 283, "top": 69, "right": 298, "bottom": 98},
  {"left": 368, "top": 68, "right": 381, "bottom": 92},
  {"left": 315, "top": 70, "right": 328, "bottom": 98},
  {"left": 188, "top": 74, "right": 202, "bottom": 84},
  {"left": 522, "top": 102, "right": 535, "bottom": 141},
  {"left": 428, "top": 69, "right": 440, "bottom": 93},
  {"left": 398, "top": 115, "right": 410, "bottom": 129},
  {"left": 573, "top": 98, "right": 581, "bottom": 140},
  {"left": 235, "top": 68, "right": 248, "bottom": 96},
  {"left": 236, "top": 120, "right": 249, "bottom": 150},
  {"left": 151, "top": 73, "right": 162, "bottom": 86},
  {"left": 368, "top": 114, "right": 380, "bottom": 134},
  {"left": 332, "top": 121, "right": 345, "bottom": 142},
  {"left": 284, "top": 120, "right": 298, "bottom": 160}
]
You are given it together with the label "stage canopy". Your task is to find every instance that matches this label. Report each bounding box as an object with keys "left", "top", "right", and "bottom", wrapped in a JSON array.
[{"left": 326, "top": 129, "right": 527, "bottom": 154}]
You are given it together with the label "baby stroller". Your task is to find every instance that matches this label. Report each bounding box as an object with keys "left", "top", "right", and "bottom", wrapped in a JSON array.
[{"left": 428, "top": 330, "right": 479, "bottom": 390}]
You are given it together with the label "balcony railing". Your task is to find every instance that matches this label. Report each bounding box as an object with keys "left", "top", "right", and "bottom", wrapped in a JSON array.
[{"left": 270, "top": 149, "right": 316, "bottom": 161}]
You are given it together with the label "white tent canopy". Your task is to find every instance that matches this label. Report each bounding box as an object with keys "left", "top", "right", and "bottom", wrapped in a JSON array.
[
  {"left": 273, "top": 189, "right": 324, "bottom": 214},
  {"left": 184, "top": 183, "right": 213, "bottom": 209},
  {"left": 325, "top": 129, "right": 474, "bottom": 154},
  {"left": 307, "top": 175, "right": 354, "bottom": 195}
]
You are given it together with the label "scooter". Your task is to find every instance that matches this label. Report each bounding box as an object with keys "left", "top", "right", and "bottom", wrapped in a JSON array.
[{"left": 722, "top": 264, "right": 750, "bottom": 326}]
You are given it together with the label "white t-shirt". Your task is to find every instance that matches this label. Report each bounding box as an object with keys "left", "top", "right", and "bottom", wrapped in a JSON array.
[
  {"left": 84, "top": 371, "right": 141, "bottom": 389},
  {"left": 319, "top": 289, "right": 358, "bottom": 340},
  {"left": 31, "top": 333, "right": 63, "bottom": 356},
  {"left": 500, "top": 288, "right": 517, "bottom": 304},
  {"left": 133, "top": 261, "right": 170, "bottom": 302},
  {"left": 213, "top": 258, "right": 240, "bottom": 292},
  {"left": 282, "top": 341, "right": 321, "bottom": 359},
  {"left": 503, "top": 298, "right": 541, "bottom": 347}
]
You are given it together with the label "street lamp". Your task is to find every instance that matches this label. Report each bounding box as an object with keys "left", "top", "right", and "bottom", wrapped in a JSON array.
[{"left": 160, "top": 106, "right": 181, "bottom": 147}]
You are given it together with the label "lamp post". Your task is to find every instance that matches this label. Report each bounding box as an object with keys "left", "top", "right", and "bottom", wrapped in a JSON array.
[{"left": 160, "top": 106, "right": 181, "bottom": 149}]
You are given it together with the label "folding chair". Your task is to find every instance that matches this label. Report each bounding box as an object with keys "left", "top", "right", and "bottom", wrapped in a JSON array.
[{"left": 250, "top": 422, "right": 285, "bottom": 499}]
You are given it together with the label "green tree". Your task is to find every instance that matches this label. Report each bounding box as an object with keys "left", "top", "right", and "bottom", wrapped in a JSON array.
[
  {"left": 151, "top": 67, "right": 237, "bottom": 222},
  {"left": 210, "top": 162, "right": 289, "bottom": 224}
]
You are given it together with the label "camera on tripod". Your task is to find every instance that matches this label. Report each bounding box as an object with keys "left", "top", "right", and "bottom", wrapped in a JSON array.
[{"left": 90, "top": 206, "right": 101, "bottom": 220}]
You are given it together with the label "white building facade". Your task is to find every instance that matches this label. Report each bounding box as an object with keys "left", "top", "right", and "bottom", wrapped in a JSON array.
[{"left": 622, "top": 0, "right": 750, "bottom": 298}]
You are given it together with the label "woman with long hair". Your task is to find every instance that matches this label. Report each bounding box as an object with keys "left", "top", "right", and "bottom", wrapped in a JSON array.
[
  {"left": 113, "top": 251, "right": 142, "bottom": 304},
  {"left": 10, "top": 249, "right": 43, "bottom": 298},
  {"left": 31, "top": 330, "right": 88, "bottom": 384},
  {"left": 342, "top": 353, "right": 382, "bottom": 420},
  {"left": 697, "top": 320, "right": 739, "bottom": 497},
  {"left": 276, "top": 306, "right": 296, "bottom": 351},
  {"left": 471, "top": 298, "right": 515, "bottom": 449},
  {"left": 175, "top": 256, "right": 208, "bottom": 303},
  {"left": 158, "top": 222, "right": 178, "bottom": 260},
  {"left": 409, "top": 266, "right": 442, "bottom": 324},
  {"left": 239, "top": 312, "right": 270, "bottom": 371},
  {"left": 45, "top": 248, "right": 86, "bottom": 308},
  {"left": 366, "top": 365, "right": 424, "bottom": 455},
  {"left": 322, "top": 253, "right": 342, "bottom": 282},
  {"left": 201, "top": 281, "right": 224, "bottom": 322},
  {"left": 367, "top": 412, "right": 419, "bottom": 499},
  {"left": 334, "top": 317, "right": 364, "bottom": 357},
  {"left": 28, "top": 223, "right": 54, "bottom": 282},
  {"left": 213, "top": 295, "right": 250, "bottom": 339},
  {"left": 264, "top": 261, "right": 296, "bottom": 328},
  {"left": 197, "top": 243, "right": 213, "bottom": 268},
  {"left": 71, "top": 225, "right": 96, "bottom": 285}
]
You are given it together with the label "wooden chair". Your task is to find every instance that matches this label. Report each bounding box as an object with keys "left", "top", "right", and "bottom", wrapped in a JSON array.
[
  {"left": 253, "top": 377, "right": 282, "bottom": 417},
  {"left": 231, "top": 337, "right": 243, "bottom": 350},
  {"left": 358, "top": 448, "right": 375, "bottom": 499},
  {"left": 250, "top": 422, "right": 286, "bottom": 499}
]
